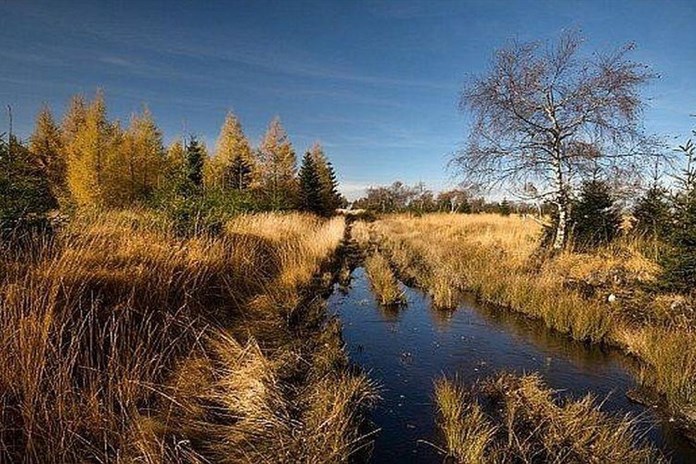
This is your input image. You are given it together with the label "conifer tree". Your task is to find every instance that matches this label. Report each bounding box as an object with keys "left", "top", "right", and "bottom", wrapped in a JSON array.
[
  {"left": 322, "top": 161, "right": 342, "bottom": 212},
  {"left": 499, "top": 198, "right": 512, "bottom": 216},
  {"left": 65, "top": 90, "right": 118, "bottom": 207},
  {"left": 118, "top": 107, "right": 165, "bottom": 204},
  {"left": 570, "top": 179, "right": 622, "bottom": 249},
  {"left": 298, "top": 152, "right": 323, "bottom": 214},
  {"left": 61, "top": 94, "right": 87, "bottom": 147},
  {"left": 29, "top": 105, "right": 66, "bottom": 202},
  {"left": 258, "top": 117, "right": 297, "bottom": 209},
  {"left": 309, "top": 142, "right": 341, "bottom": 214},
  {"left": 227, "top": 154, "right": 252, "bottom": 190},
  {"left": 633, "top": 184, "right": 672, "bottom": 239},
  {"left": 1, "top": 134, "right": 56, "bottom": 228},
  {"left": 209, "top": 111, "right": 254, "bottom": 189},
  {"left": 662, "top": 131, "right": 696, "bottom": 291},
  {"left": 161, "top": 138, "right": 188, "bottom": 196},
  {"left": 184, "top": 135, "right": 205, "bottom": 195}
]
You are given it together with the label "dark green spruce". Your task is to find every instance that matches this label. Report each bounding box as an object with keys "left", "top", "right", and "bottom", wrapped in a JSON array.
[
  {"left": 298, "top": 152, "right": 324, "bottom": 215},
  {"left": 570, "top": 179, "right": 622, "bottom": 249}
]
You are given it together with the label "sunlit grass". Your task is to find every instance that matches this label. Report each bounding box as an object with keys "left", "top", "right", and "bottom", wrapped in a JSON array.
[
  {"left": 435, "top": 373, "right": 665, "bottom": 463},
  {"left": 363, "top": 213, "right": 696, "bottom": 436},
  {"left": 0, "top": 209, "right": 375, "bottom": 463}
]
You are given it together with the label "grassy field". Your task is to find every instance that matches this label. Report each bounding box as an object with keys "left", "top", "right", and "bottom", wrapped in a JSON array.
[
  {"left": 355, "top": 213, "right": 696, "bottom": 443},
  {"left": 0, "top": 211, "right": 376, "bottom": 463}
]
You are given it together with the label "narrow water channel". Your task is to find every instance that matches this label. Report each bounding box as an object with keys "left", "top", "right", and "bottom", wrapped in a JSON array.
[{"left": 329, "top": 267, "right": 696, "bottom": 463}]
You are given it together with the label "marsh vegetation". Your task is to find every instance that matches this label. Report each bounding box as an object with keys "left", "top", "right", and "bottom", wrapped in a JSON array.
[
  {"left": 0, "top": 211, "right": 378, "bottom": 462},
  {"left": 350, "top": 213, "right": 696, "bottom": 460}
]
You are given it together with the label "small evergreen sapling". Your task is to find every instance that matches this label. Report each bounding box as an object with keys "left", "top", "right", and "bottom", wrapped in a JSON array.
[
  {"left": 0, "top": 134, "right": 57, "bottom": 231},
  {"left": 499, "top": 198, "right": 512, "bottom": 216},
  {"left": 662, "top": 132, "right": 696, "bottom": 292},
  {"left": 227, "top": 153, "right": 252, "bottom": 190},
  {"left": 633, "top": 184, "right": 672, "bottom": 240},
  {"left": 570, "top": 179, "right": 622, "bottom": 249},
  {"left": 184, "top": 135, "right": 205, "bottom": 194}
]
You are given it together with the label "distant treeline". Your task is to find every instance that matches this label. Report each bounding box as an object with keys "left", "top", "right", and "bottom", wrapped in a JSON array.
[
  {"left": 0, "top": 90, "right": 344, "bottom": 234},
  {"left": 351, "top": 181, "right": 543, "bottom": 215}
]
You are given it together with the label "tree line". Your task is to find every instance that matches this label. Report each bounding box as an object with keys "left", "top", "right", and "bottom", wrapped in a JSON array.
[
  {"left": 352, "top": 181, "right": 528, "bottom": 215},
  {"left": 1, "top": 91, "right": 344, "bottom": 233}
]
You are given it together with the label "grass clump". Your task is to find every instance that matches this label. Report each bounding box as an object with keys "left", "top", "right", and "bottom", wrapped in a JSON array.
[
  {"left": 364, "top": 252, "right": 406, "bottom": 306},
  {"left": 434, "top": 378, "right": 496, "bottom": 462},
  {"left": 435, "top": 373, "right": 665, "bottom": 463}
]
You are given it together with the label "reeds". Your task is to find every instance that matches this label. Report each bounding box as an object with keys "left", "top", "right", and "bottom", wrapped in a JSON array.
[
  {"left": 0, "top": 209, "right": 376, "bottom": 462},
  {"left": 364, "top": 252, "right": 406, "bottom": 306},
  {"left": 367, "top": 213, "right": 696, "bottom": 437},
  {"left": 435, "top": 373, "right": 665, "bottom": 463}
]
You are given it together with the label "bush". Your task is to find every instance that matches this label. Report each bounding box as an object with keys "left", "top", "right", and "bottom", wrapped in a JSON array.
[{"left": 154, "top": 187, "right": 258, "bottom": 236}]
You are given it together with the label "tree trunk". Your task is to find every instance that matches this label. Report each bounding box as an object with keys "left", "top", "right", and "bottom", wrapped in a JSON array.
[
  {"left": 553, "top": 203, "right": 567, "bottom": 250},
  {"left": 551, "top": 149, "right": 568, "bottom": 250}
]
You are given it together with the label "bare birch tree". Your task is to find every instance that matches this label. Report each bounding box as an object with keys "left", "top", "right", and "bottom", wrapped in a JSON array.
[{"left": 453, "top": 31, "right": 657, "bottom": 249}]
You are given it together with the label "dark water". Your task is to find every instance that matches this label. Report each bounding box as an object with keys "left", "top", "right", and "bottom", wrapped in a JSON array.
[{"left": 329, "top": 267, "right": 696, "bottom": 463}]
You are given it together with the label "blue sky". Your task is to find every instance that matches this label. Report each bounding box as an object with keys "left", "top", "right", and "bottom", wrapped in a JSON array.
[{"left": 1, "top": 0, "right": 695, "bottom": 198}]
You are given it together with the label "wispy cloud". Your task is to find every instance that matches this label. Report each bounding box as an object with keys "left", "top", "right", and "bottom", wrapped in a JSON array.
[{"left": 10, "top": 3, "right": 455, "bottom": 93}]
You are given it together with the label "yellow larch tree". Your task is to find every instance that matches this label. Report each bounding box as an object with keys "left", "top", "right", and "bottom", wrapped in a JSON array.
[
  {"left": 258, "top": 116, "right": 297, "bottom": 208},
  {"left": 29, "top": 105, "right": 66, "bottom": 203},
  {"left": 65, "top": 90, "right": 119, "bottom": 207},
  {"left": 206, "top": 111, "right": 255, "bottom": 190},
  {"left": 117, "top": 107, "right": 165, "bottom": 205},
  {"left": 61, "top": 94, "right": 87, "bottom": 148}
]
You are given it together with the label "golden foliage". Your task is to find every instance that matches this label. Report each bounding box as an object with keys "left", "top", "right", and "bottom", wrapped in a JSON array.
[{"left": 206, "top": 111, "right": 255, "bottom": 189}]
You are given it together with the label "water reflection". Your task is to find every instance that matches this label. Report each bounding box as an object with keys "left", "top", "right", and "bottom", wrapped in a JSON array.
[{"left": 330, "top": 267, "right": 696, "bottom": 463}]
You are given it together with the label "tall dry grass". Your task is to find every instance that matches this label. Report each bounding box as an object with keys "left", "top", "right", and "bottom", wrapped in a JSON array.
[
  {"left": 0, "top": 210, "right": 376, "bottom": 463},
  {"left": 435, "top": 373, "right": 665, "bottom": 463},
  {"left": 363, "top": 252, "right": 405, "bottom": 306},
  {"left": 363, "top": 213, "right": 696, "bottom": 439}
]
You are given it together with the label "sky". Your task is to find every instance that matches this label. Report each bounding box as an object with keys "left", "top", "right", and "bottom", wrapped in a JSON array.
[{"left": 1, "top": 0, "right": 695, "bottom": 199}]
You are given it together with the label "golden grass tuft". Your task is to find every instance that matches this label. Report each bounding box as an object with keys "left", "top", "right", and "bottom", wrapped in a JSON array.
[
  {"left": 364, "top": 252, "right": 406, "bottom": 306},
  {"left": 435, "top": 373, "right": 665, "bottom": 463},
  {"left": 350, "top": 220, "right": 372, "bottom": 249},
  {"left": 434, "top": 377, "right": 496, "bottom": 462}
]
